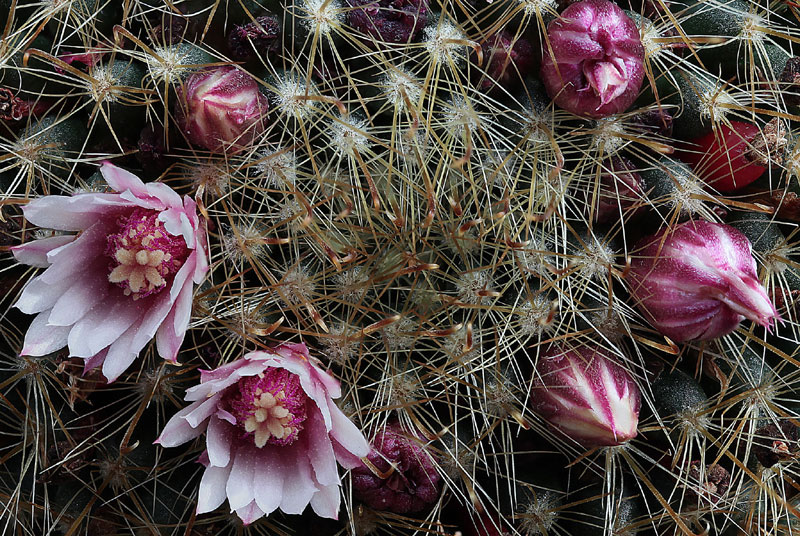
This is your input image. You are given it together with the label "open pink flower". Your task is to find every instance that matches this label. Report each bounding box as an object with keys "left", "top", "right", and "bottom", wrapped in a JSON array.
[
  {"left": 11, "top": 162, "right": 208, "bottom": 381},
  {"left": 155, "top": 343, "right": 370, "bottom": 524}
]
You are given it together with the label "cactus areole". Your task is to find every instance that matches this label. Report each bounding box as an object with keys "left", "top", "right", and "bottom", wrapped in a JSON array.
[{"left": 540, "top": 0, "right": 645, "bottom": 118}]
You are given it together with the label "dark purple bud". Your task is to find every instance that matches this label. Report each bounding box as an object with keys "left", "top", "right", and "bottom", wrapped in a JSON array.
[
  {"left": 628, "top": 220, "right": 779, "bottom": 342},
  {"left": 54, "top": 49, "right": 107, "bottom": 74},
  {"left": 150, "top": 10, "right": 192, "bottom": 45},
  {"left": 227, "top": 15, "right": 281, "bottom": 61},
  {"left": 531, "top": 344, "right": 640, "bottom": 446},
  {"left": 136, "top": 124, "right": 168, "bottom": 173},
  {"left": 752, "top": 422, "right": 798, "bottom": 467},
  {"left": 475, "top": 30, "right": 536, "bottom": 93},
  {"left": 175, "top": 66, "right": 269, "bottom": 154},
  {"left": 780, "top": 57, "right": 800, "bottom": 107},
  {"left": 346, "top": 0, "right": 428, "bottom": 45},
  {"left": 630, "top": 109, "right": 674, "bottom": 138},
  {"left": 352, "top": 422, "right": 441, "bottom": 513},
  {"left": 593, "top": 156, "right": 644, "bottom": 223},
  {"left": 540, "top": 0, "right": 645, "bottom": 117},
  {"left": 0, "top": 88, "right": 51, "bottom": 121}
]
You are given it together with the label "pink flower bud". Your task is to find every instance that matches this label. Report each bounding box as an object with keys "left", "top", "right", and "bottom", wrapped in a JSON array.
[
  {"left": 628, "top": 220, "right": 779, "bottom": 342},
  {"left": 176, "top": 66, "right": 269, "bottom": 154},
  {"left": 531, "top": 345, "right": 640, "bottom": 446},
  {"left": 352, "top": 422, "right": 441, "bottom": 513},
  {"left": 540, "top": 0, "right": 645, "bottom": 118}
]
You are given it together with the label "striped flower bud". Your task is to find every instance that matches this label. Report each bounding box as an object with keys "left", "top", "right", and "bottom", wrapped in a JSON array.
[
  {"left": 628, "top": 220, "right": 779, "bottom": 342},
  {"left": 531, "top": 345, "right": 640, "bottom": 446},
  {"left": 540, "top": 0, "right": 644, "bottom": 118},
  {"left": 176, "top": 66, "right": 269, "bottom": 154}
]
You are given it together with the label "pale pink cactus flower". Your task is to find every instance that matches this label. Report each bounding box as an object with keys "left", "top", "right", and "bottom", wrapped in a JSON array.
[
  {"left": 176, "top": 65, "right": 269, "bottom": 154},
  {"left": 11, "top": 162, "right": 208, "bottom": 381},
  {"left": 540, "top": 0, "right": 645, "bottom": 118},
  {"left": 628, "top": 220, "right": 779, "bottom": 342},
  {"left": 155, "top": 343, "right": 370, "bottom": 524},
  {"left": 531, "top": 345, "right": 641, "bottom": 446}
]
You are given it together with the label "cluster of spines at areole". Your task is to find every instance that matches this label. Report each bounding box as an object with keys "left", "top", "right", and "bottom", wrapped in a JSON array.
[{"left": 1, "top": 0, "right": 800, "bottom": 535}]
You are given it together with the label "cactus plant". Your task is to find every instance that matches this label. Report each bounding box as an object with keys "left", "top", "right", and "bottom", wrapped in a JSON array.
[{"left": 2, "top": 0, "right": 800, "bottom": 535}]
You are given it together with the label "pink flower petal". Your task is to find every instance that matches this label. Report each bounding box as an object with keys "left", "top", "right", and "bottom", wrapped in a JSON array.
[
  {"left": 101, "top": 323, "right": 141, "bottom": 382},
  {"left": 47, "top": 262, "right": 110, "bottom": 326},
  {"left": 253, "top": 446, "right": 287, "bottom": 515},
  {"left": 22, "top": 193, "right": 132, "bottom": 231},
  {"left": 303, "top": 405, "right": 339, "bottom": 487},
  {"left": 11, "top": 235, "right": 75, "bottom": 268},
  {"left": 155, "top": 269, "right": 194, "bottom": 363},
  {"left": 235, "top": 500, "right": 265, "bottom": 525},
  {"left": 155, "top": 399, "right": 208, "bottom": 447},
  {"left": 279, "top": 445, "right": 319, "bottom": 515},
  {"left": 117, "top": 180, "right": 183, "bottom": 212},
  {"left": 197, "top": 462, "right": 232, "bottom": 514},
  {"left": 67, "top": 296, "right": 144, "bottom": 358},
  {"left": 129, "top": 251, "right": 195, "bottom": 353},
  {"left": 38, "top": 221, "right": 110, "bottom": 285},
  {"left": 206, "top": 416, "right": 233, "bottom": 468},
  {"left": 187, "top": 361, "right": 267, "bottom": 401},
  {"left": 226, "top": 445, "right": 256, "bottom": 510},
  {"left": 310, "top": 481, "right": 341, "bottom": 520},
  {"left": 20, "top": 310, "right": 71, "bottom": 356},
  {"left": 99, "top": 161, "right": 148, "bottom": 197},
  {"left": 184, "top": 393, "right": 223, "bottom": 428},
  {"left": 82, "top": 348, "right": 108, "bottom": 375},
  {"left": 128, "top": 291, "right": 173, "bottom": 351},
  {"left": 15, "top": 275, "right": 75, "bottom": 314},
  {"left": 158, "top": 208, "right": 195, "bottom": 246},
  {"left": 328, "top": 399, "right": 370, "bottom": 460}
]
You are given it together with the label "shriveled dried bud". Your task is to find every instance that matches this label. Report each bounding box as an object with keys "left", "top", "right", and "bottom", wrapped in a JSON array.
[
  {"left": 531, "top": 345, "right": 640, "bottom": 446},
  {"left": 176, "top": 66, "right": 269, "bottom": 154},
  {"left": 352, "top": 422, "right": 441, "bottom": 513},
  {"left": 684, "top": 461, "right": 730, "bottom": 506},
  {"left": 540, "top": 0, "right": 644, "bottom": 117},
  {"left": 628, "top": 220, "right": 779, "bottom": 342}
]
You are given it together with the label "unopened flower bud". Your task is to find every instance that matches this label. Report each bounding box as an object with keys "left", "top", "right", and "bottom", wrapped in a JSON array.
[
  {"left": 346, "top": 0, "right": 428, "bottom": 45},
  {"left": 531, "top": 345, "right": 640, "bottom": 446},
  {"left": 628, "top": 220, "right": 779, "bottom": 342},
  {"left": 176, "top": 66, "right": 269, "bottom": 154},
  {"left": 475, "top": 30, "right": 536, "bottom": 93},
  {"left": 352, "top": 422, "right": 441, "bottom": 513},
  {"left": 540, "top": 0, "right": 644, "bottom": 118}
]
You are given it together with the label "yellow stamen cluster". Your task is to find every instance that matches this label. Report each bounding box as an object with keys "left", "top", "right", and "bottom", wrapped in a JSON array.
[
  {"left": 108, "top": 222, "right": 178, "bottom": 299},
  {"left": 243, "top": 388, "right": 295, "bottom": 448}
]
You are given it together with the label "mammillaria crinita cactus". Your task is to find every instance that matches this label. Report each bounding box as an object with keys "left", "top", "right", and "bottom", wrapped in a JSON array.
[{"left": 3, "top": 0, "right": 800, "bottom": 534}]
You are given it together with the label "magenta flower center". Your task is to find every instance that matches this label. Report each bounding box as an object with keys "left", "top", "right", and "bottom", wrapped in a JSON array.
[
  {"left": 225, "top": 368, "right": 309, "bottom": 447},
  {"left": 106, "top": 208, "right": 188, "bottom": 300}
]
